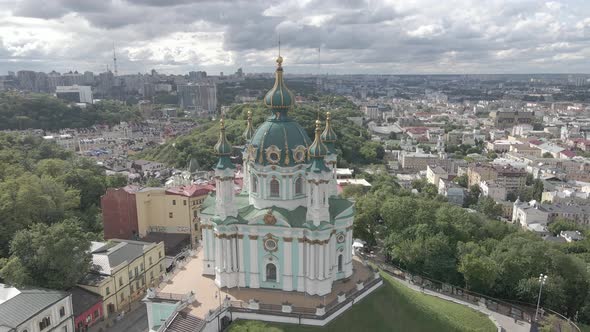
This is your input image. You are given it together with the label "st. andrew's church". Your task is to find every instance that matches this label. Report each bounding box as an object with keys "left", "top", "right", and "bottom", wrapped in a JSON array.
[{"left": 199, "top": 56, "right": 354, "bottom": 296}]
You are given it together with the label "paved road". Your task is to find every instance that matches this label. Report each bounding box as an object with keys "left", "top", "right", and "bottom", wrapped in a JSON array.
[{"left": 105, "top": 304, "right": 148, "bottom": 332}]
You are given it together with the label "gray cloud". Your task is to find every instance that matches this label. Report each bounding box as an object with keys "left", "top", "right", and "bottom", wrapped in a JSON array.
[{"left": 2, "top": 0, "right": 590, "bottom": 74}]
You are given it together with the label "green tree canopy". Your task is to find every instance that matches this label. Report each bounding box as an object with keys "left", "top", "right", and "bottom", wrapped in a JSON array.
[{"left": 0, "top": 219, "right": 92, "bottom": 289}]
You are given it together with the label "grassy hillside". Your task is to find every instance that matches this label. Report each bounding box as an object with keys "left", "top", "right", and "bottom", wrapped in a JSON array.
[{"left": 228, "top": 272, "right": 496, "bottom": 332}]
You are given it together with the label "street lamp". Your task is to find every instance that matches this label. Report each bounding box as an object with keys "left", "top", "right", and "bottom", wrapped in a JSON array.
[{"left": 535, "top": 274, "right": 548, "bottom": 321}]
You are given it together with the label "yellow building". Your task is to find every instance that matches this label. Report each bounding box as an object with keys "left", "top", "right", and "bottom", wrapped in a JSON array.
[
  {"left": 78, "top": 240, "right": 165, "bottom": 318},
  {"left": 134, "top": 185, "right": 211, "bottom": 247}
]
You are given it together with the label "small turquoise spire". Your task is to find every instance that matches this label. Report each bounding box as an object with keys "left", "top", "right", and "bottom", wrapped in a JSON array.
[
  {"left": 213, "top": 118, "right": 234, "bottom": 169},
  {"left": 243, "top": 110, "right": 254, "bottom": 141},
  {"left": 308, "top": 119, "right": 329, "bottom": 173},
  {"left": 321, "top": 111, "right": 337, "bottom": 154},
  {"left": 263, "top": 56, "right": 294, "bottom": 119}
]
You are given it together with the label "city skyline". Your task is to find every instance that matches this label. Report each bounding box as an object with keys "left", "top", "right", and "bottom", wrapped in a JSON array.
[{"left": 1, "top": 0, "right": 590, "bottom": 75}]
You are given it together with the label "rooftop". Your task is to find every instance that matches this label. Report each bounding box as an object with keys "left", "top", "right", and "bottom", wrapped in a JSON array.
[
  {"left": 69, "top": 286, "right": 102, "bottom": 317},
  {"left": 0, "top": 285, "right": 69, "bottom": 329},
  {"left": 90, "top": 239, "right": 158, "bottom": 275}
]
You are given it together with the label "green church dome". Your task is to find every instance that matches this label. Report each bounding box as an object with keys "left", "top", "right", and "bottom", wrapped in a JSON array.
[
  {"left": 249, "top": 56, "right": 312, "bottom": 166},
  {"left": 250, "top": 118, "right": 312, "bottom": 166},
  {"left": 263, "top": 56, "right": 294, "bottom": 113}
]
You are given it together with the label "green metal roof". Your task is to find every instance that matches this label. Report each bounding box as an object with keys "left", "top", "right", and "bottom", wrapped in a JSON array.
[
  {"left": 201, "top": 194, "right": 354, "bottom": 229},
  {"left": 250, "top": 117, "right": 312, "bottom": 166}
]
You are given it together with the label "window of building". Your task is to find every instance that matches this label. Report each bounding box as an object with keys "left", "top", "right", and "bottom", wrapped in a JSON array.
[
  {"left": 149, "top": 257, "right": 153, "bottom": 265},
  {"left": 194, "top": 223, "right": 199, "bottom": 230},
  {"left": 134, "top": 266, "right": 139, "bottom": 277},
  {"left": 106, "top": 287, "right": 110, "bottom": 295},
  {"left": 193, "top": 210, "right": 198, "bottom": 218},
  {"left": 169, "top": 212, "right": 173, "bottom": 218},
  {"left": 136, "top": 281, "right": 140, "bottom": 290},
  {"left": 183, "top": 200, "right": 187, "bottom": 206},
  {"left": 62, "top": 326, "right": 67, "bottom": 332},
  {"left": 93, "top": 310, "right": 99, "bottom": 319},
  {"left": 295, "top": 177, "right": 303, "bottom": 195},
  {"left": 338, "top": 254, "right": 343, "bottom": 272},
  {"left": 160, "top": 264, "right": 163, "bottom": 273},
  {"left": 39, "top": 317, "right": 51, "bottom": 330},
  {"left": 120, "top": 293, "right": 125, "bottom": 301},
  {"left": 266, "top": 263, "right": 277, "bottom": 282},
  {"left": 130, "top": 284, "right": 134, "bottom": 292},
  {"left": 119, "top": 277, "right": 123, "bottom": 286},
  {"left": 150, "top": 271, "right": 154, "bottom": 280},
  {"left": 140, "top": 263, "right": 144, "bottom": 271},
  {"left": 172, "top": 200, "right": 176, "bottom": 205},
  {"left": 159, "top": 251, "right": 162, "bottom": 259},
  {"left": 270, "top": 179, "right": 280, "bottom": 197},
  {"left": 252, "top": 176, "right": 258, "bottom": 193},
  {"left": 128, "top": 271, "right": 132, "bottom": 279},
  {"left": 141, "top": 278, "right": 145, "bottom": 286},
  {"left": 59, "top": 306, "right": 65, "bottom": 317}
]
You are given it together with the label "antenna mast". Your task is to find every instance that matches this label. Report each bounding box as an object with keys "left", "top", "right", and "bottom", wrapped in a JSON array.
[{"left": 113, "top": 42, "right": 118, "bottom": 76}]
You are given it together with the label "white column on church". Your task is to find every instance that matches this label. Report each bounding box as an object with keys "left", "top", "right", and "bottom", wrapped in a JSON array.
[
  {"left": 238, "top": 236, "right": 245, "bottom": 286},
  {"left": 324, "top": 239, "right": 330, "bottom": 279},
  {"left": 231, "top": 237, "right": 238, "bottom": 272},
  {"left": 347, "top": 229, "right": 353, "bottom": 263},
  {"left": 318, "top": 243, "right": 324, "bottom": 279},
  {"left": 297, "top": 238, "right": 304, "bottom": 291},
  {"left": 306, "top": 241, "right": 311, "bottom": 279},
  {"left": 214, "top": 234, "right": 221, "bottom": 270},
  {"left": 310, "top": 242, "right": 316, "bottom": 279},
  {"left": 249, "top": 236, "right": 259, "bottom": 288},
  {"left": 224, "top": 237, "right": 230, "bottom": 271},
  {"left": 283, "top": 239, "right": 292, "bottom": 291}
]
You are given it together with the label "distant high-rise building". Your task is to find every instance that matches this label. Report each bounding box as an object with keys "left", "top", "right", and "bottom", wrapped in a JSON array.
[
  {"left": 188, "top": 71, "right": 207, "bottom": 81},
  {"left": 56, "top": 85, "right": 93, "bottom": 104},
  {"left": 177, "top": 83, "right": 217, "bottom": 114}
]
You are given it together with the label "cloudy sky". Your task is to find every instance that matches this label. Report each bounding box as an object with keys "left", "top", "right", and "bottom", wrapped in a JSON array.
[{"left": 0, "top": 0, "right": 589, "bottom": 75}]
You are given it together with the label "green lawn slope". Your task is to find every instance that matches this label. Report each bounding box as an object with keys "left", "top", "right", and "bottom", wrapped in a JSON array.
[{"left": 228, "top": 272, "right": 496, "bottom": 332}]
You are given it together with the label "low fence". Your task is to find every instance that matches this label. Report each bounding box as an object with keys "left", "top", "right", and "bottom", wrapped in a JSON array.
[{"left": 376, "top": 261, "right": 580, "bottom": 332}]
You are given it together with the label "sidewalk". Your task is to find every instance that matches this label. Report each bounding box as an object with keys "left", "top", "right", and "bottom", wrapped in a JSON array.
[{"left": 396, "top": 276, "right": 530, "bottom": 332}]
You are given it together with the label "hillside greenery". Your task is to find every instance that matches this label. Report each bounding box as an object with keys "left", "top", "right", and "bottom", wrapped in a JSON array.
[
  {"left": 138, "top": 96, "right": 382, "bottom": 170},
  {"left": 0, "top": 133, "right": 117, "bottom": 289},
  {"left": 0, "top": 92, "right": 142, "bottom": 130},
  {"left": 228, "top": 272, "right": 496, "bottom": 332},
  {"left": 352, "top": 173, "right": 590, "bottom": 324}
]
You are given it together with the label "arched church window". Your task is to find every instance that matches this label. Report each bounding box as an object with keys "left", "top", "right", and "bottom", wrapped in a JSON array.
[
  {"left": 270, "top": 179, "right": 280, "bottom": 197},
  {"left": 338, "top": 254, "right": 343, "bottom": 272},
  {"left": 252, "top": 176, "right": 258, "bottom": 193},
  {"left": 295, "top": 177, "right": 303, "bottom": 195},
  {"left": 266, "top": 263, "right": 277, "bottom": 282}
]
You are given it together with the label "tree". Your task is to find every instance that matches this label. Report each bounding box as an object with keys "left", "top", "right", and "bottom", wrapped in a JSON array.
[
  {"left": 146, "top": 177, "right": 162, "bottom": 187},
  {"left": 342, "top": 184, "right": 367, "bottom": 199},
  {"left": 106, "top": 174, "right": 128, "bottom": 188},
  {"left": 458, "top": 253, "right": 500, "bottom": 292},
  {"left": 0, "top": 219, "right": 92, "bottom": 289},
  {"left": 548, "top": 218, "right": 583, "bottom": 236},
  {"left": 454, "top": 174, "right": 468, "bottom": 188},
  {"left": 542, "top": 152, "right": 554, "bottom": 158},
  {"left": 476, "top": 196, "right": 503, "bottom": 219}
]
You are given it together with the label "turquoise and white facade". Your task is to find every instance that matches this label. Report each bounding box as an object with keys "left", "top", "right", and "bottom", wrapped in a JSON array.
[{"left": 200, "top": 57, "right": 354, "bottom": 296}]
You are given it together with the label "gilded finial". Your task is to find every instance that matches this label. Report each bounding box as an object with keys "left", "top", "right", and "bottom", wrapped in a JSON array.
[
  {"left": 315, "top": 119, "right": 321, "bottom": 131},
  {"left": 276, "top": 56, "right": 283, "bottom": 67},
  {"left": 247, "top": 110, "right": 252, "bottom": 119}
]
